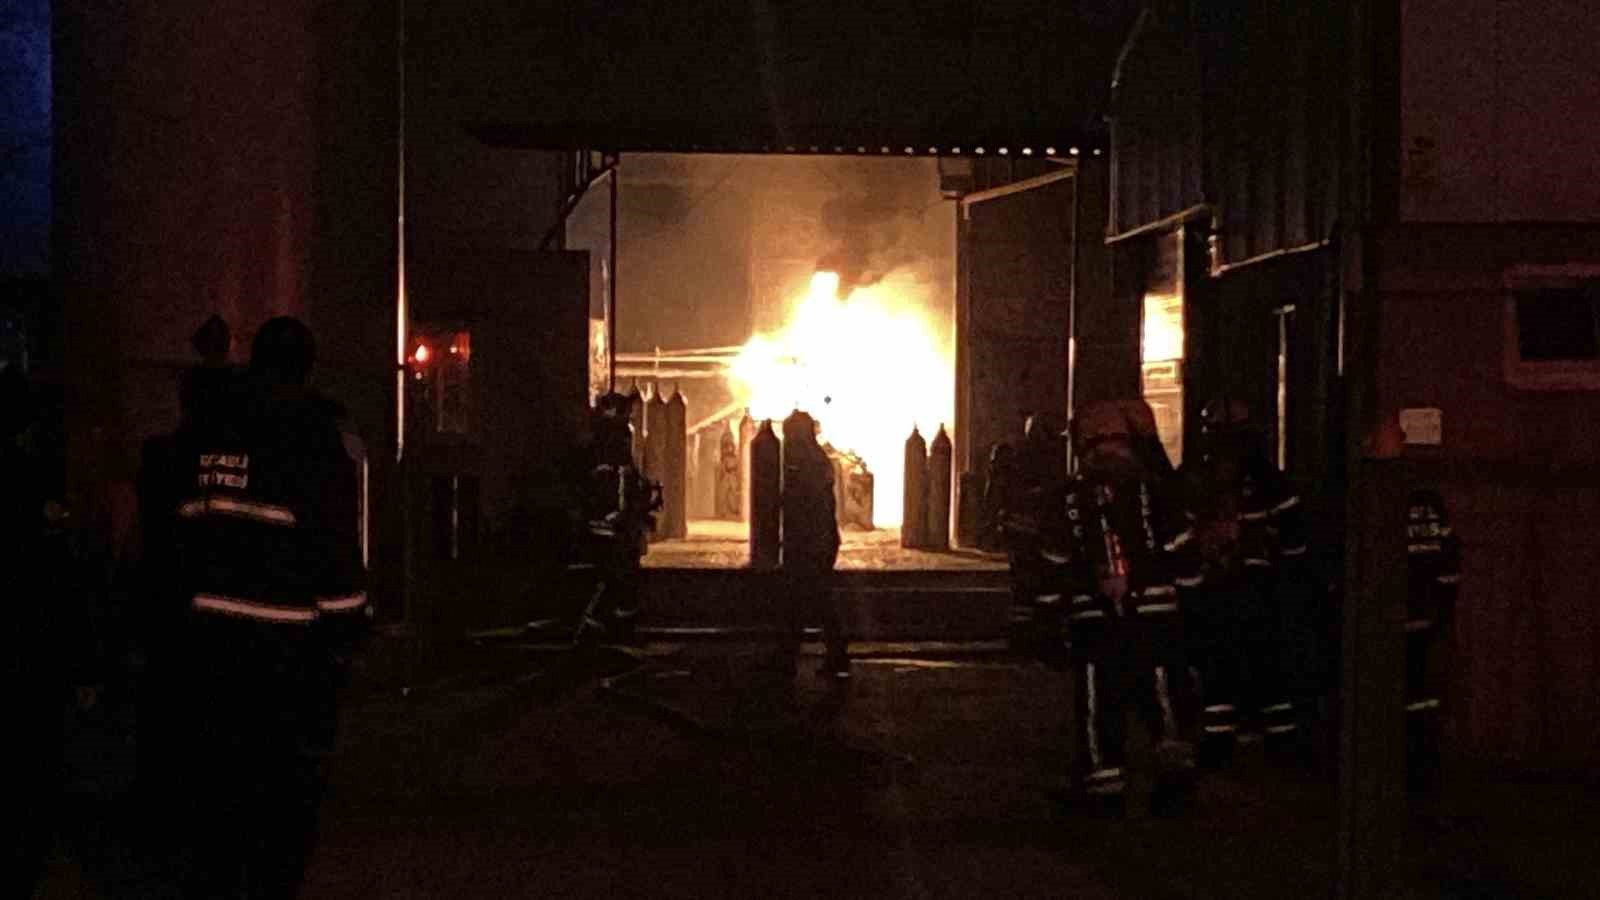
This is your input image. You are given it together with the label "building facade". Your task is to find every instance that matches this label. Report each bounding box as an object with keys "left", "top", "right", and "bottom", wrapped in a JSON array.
[{"left": 1105, "top": 0, "right": 1600, "bottom": 770}]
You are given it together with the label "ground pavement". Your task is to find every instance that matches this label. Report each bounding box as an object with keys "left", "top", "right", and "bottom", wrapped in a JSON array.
[{"left": 37, "top": 637, "right": 1598, "bottom": 899}]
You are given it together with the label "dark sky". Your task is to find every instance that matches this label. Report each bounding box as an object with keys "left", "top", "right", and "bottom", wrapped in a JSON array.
[{"left": 0, "top": 0, "right": 49, "bottom": 277}]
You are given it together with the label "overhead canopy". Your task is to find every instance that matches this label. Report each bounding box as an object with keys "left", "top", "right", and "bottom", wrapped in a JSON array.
[{"left": 427, "top": 0, "right": 1141, "bottom": 154}]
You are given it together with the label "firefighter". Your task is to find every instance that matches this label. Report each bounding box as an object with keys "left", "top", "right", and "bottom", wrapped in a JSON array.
[
  {"left": 178, "top": 314, "right": 239, "bottom": 429},
  {"left": 1000, "top": 418, "right": 1071, "bottom": 668},
  {"left": 1121, "top": 399, "right": 1175, "bottom": 479},
  {"left": 1404, "top": 488, "right": 1459, "bottom": 794},
  {"left": 779, "top": 410, "right": 847, "bottom": 680},
  {"left": 979, "top": 441, "right": 1014, "bottom": 552},
  {"left": 6, "top": 364, "right": 64, "bottom": 897},
  {"left": 572, "top": 390, "right": 660, "bottom": 645},
  {"left": 142, "top": 317, "right": 368, "bottom": 899},
  {"left": 1008, "top": 414, "right": 1069, "bottom": 594},
  {"left": 1176, "top": 397, "right": 1313, "bottom": 768},
  {"left": 1065, "top": 400, "right": 1195, "bottom": 815}
]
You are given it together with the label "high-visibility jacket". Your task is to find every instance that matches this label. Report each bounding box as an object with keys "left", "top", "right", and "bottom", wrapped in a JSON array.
[
  {"left": 1171, "top": 457, "right": 1308, "bottom": 590},
  {"left": 167, "top": 384, "right": 367, "bottom": 648},
  {"left": 1069, "top": 472, "right": 1195, "bottom": 621},
  {"left": 1405, "top": 489, "right": 1459, "bottom": 718}
]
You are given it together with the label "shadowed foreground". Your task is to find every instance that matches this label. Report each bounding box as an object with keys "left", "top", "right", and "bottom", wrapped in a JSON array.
[{"left": 40, "top": 638, "right": 1597, "bottom": 899}]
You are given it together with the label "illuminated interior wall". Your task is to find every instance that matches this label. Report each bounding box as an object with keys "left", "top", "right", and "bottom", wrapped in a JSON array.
[{"left": 1140, "top": 229, "right": 1185, "bottom": 465}]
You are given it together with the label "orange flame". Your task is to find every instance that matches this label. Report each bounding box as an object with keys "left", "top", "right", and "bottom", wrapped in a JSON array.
[{"left": 728, "top": 271, "right": 953, "bottom": 526}]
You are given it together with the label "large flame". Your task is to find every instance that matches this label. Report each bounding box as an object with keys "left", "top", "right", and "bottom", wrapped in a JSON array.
[{"left": 728, "top": 271, "right": 953, "bottom": 527}]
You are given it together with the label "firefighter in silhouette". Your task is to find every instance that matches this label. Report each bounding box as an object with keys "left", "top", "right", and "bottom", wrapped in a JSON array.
[
  {"left": 980, "top": 441, "right": 1015, "bottom": 552},
  {"left": 1001, "top": 416, "right": 1072, "bottom": 666},
  {"left": 1122, "top": 399, "right": 1176, "bottom": 479},
  {"left": 1064, "top": 400, "right": 1196, "bottom": 815},
  {"left": 1175, "top": 397, "right": 1313, "bottom": 768},
  {"left": 140, "top": 317, "right": 368, "bottom": 899},
  {"left": 6, "top": 365, "right": 79, "bottom": 896},
  {"left": 779, "top": 410, "right": 847, "bottom": 679},
  {"left": 178, "top": 314, "right": 239, "bottom": 429},
  {"left": 1404, "top": 488, "right": 1459, "bottom": 795},
  {"left": 573, "top": 391, "right": 660, "bottom": 645}
]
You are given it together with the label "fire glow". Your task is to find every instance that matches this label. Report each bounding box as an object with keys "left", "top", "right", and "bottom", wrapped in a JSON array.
[{"left": 728, "top": 271, "right": 953, "bottom": 527}]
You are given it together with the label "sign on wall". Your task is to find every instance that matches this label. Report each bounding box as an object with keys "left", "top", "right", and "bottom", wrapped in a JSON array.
[{"left": 1399, "top": 407, "right": 1443, "bottom": 446}]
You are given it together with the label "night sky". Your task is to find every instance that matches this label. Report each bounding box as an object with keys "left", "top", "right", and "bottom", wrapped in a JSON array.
[{"left": 0, "top": 0, "right": 49, "bottom": 277}]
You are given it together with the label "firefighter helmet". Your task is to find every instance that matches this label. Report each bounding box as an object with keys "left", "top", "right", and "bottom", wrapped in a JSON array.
[
  {"left": 1120, "top": 399, "right": 1160, "bottom": 438},
  {"left": 250, "top": 317, "right": 316, "bottom": 383},
  {"left": 192, "top": 314, "right": 232, "bottom": 363},
  {"left": 1199, "top": 396, "right": 1270, "bottom": 465},
  {"left": 593, "top": 390, "right": 634, "bottom": 420},
  {"left": 1024, "top": 413, "right": 1058, "bottom": 443},
  {"left": 1200, "top": 397, "right": 1252, "bottom": 432},
  {"left": 1072, "top": 400, "right": 1131, "bottom": 450}
]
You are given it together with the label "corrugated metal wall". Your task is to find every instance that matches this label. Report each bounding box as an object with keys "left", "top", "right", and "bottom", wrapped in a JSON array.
[{"left": 1110, "top": 0, "right": 1344, "bottom": 258}]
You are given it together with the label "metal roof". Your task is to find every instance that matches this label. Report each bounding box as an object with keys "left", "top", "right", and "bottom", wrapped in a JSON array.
[{"left": 431, "top": 0, "right": 1142, "bottom": 154}]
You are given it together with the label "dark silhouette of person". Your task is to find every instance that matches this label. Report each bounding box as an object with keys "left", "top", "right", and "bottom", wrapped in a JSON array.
[
  {"left": 139, "top": 316, "right": 367, "bottom": 898},
  {"left": 5, "top": 364, "right": 96, "bottom": 897},
  {"left": 779, "top": 410, "right": 847, "bottom": 679},
  {"left": 571, "top": 391, "right": 659, "bottom": 644},
  {"left": 178, "top": 314, "right": 240, "bottom": 430},
  {"left": 5, "top": 364, "right": 58, "bottom": 896}
]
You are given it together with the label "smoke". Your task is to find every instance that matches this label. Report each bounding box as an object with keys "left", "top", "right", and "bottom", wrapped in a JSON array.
[{"left": 814, "top": 165, "right": 937, "bottom": 296}]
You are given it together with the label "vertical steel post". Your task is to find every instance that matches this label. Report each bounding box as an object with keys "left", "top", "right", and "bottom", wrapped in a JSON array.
[{"left": 608, "top": 156, "right": 618, "bottom": 393}]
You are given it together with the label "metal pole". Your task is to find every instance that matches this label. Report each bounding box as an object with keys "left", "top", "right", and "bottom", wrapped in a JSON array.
[
  {"left": 395, "top": 0, "right": 408, "bottom": 462},
  {"left": 608, "top": 156, "right": 619, "bottom": 392}
]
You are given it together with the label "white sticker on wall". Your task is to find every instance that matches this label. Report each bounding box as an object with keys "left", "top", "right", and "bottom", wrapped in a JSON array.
[{"left": 1399, "top": 408, "right": 1443, "bottom": 446}]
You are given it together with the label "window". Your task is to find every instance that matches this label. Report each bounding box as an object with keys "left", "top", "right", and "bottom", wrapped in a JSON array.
[
  {"left": 1515, "top": 288, "right": 1599, "bottom": 361},
  {"left": 1504, "top": 265, "right": 1600, "bottom": 390},
  {"left": 408, "top": 326, "right": 474, "bottom": 436}
]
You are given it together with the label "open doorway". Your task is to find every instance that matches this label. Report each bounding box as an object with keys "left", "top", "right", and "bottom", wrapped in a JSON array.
[{"left": 567, "top": 154, "right": 973, "bottom": 569}]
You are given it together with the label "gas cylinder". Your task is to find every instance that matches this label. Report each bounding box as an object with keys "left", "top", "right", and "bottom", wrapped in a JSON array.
[
  {"left": 902, "top": 426, "right": 929, "bottom": 548},
  {"left": 927, "top": 424, "right": 953, "bottom": 551},
  {"left": 749, "top": 419, "right": 782, "bottom": 570},
  {"left": 738, "top": 409, "right": 756, "bottom": 523},
  {"left": 691, "top": 423, "right": 719, "bottom": 520},
  {"left": 643, "top": 387, "right": 669, "bottom": 540},
  {"left": 716, "top": 420, "right": 740, "bottom": 520},
  {"left": 663, "top": 386, "right": 688, "bottom": 538},
  {"left": 626, "top": 381, "right": 645, "bottom": 468}
]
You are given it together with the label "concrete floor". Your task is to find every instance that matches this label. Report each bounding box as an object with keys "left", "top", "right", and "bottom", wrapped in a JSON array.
[
  {"left": 37, "top": 637, "right": 1599, "bottom": 899},
  {"left": 643, "top": 519, "right": 1008, "bottom": 572}
]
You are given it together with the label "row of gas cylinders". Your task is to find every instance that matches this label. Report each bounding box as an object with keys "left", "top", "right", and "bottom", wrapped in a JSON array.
[
  {"left": 691, "top": 411, "right": 874, "bottom": 530},
  {"left": 737, "top": 410, "right": 874, "bottom": 570},
  {"left": 626, "top": 384, "right": 688, "bottom": 540},
  {"left": 902, "top": 425, "right": 953, "bottom": 551},
  {"left": 627, "top": 384, "right": 877, "bottom": 544}
]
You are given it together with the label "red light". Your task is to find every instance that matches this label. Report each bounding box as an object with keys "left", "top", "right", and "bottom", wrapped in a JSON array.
[{"left": 413, "top": 344, "right": 431, "bottom": 364}]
